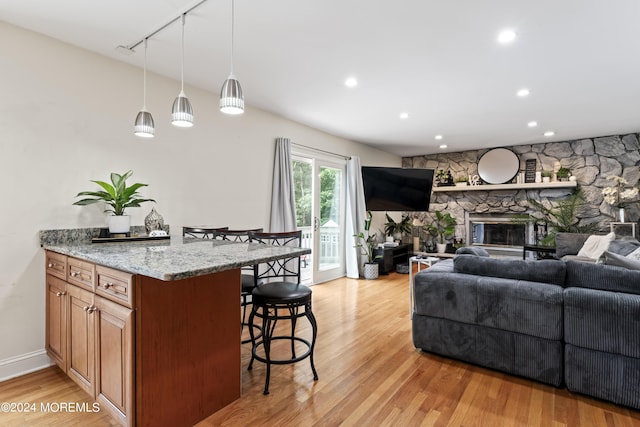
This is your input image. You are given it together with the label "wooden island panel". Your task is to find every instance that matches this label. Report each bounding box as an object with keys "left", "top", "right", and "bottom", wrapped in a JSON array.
[{"left": 135, "top": 268, "right": 241, "bottom": 427}]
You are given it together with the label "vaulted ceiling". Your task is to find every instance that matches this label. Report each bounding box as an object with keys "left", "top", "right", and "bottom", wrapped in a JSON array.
[{"left": 2, "top": 0, "right": 639, "bottom": 156}]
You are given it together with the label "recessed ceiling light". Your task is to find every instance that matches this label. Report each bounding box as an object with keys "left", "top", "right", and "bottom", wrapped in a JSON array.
[
  {"left": 399, "top": 112, "right": 409, "bottom": 119},
  {"left": 544, "top": 131, "right": 555, "bottom": 137},
  {"left": 439, "top": 144, "right": 448, "bottom": 149},
  {"left": 517, "top": 88, "right": 530, "bottom": 97},
  {"left": 435, "top": 135, "right": 443, "bottom": 140},
  {"left": 528, "top": 121, "right": 538, "bottom": 127},
  {"left": 344, "top": 77, "right": 358, "bottom": 87},
  {"left": 497, "top": 30, "right": 517, "bottom": 44}
]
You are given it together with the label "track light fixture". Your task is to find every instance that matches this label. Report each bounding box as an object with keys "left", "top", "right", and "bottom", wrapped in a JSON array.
[
  {"left": 122, "top": 0, "right": 247, "bottom": 137},
  {"left": 220, "top": 0, "right": 244, "bottom": 114},
  {"left": 134, "top": 38, "right": 155, "bottom": 138},
  {"left": 171, "top": 14, "right": 194, "bottom": 127}
]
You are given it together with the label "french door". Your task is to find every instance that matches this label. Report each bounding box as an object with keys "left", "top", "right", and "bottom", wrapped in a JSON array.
[{"left": 292, "top": 151, "right": 346, "bottom": 284}]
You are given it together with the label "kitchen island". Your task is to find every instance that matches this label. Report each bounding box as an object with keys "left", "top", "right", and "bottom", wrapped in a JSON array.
[{"left": 41, "top": 231, "right": 310, "bottom": 427}]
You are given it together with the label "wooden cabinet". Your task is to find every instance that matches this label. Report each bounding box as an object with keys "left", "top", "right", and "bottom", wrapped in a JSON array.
[
  {"left": 45, "top": 251, "right": 134, "bottom": 426},
  {"left": 45, "top": 274, "right": 67, "bottom": 371},
  {"left": 94, "top": 294, "right": 134, "bottom": 427},
  {"left": 67, "top": 283, "right": 96, "bottom": 397}
]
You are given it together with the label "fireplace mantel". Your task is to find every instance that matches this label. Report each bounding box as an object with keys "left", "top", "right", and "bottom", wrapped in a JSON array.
[{"left": 432, "top": 181, "right": 577, "bottom": 192}]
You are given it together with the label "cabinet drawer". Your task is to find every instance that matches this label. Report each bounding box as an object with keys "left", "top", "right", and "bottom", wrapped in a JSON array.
[
  {"left": 68, "top": 258, "right": 95, "bottom": 291},
  {"left": 46, "top": 251, "right": 67, "bottom": 280},
  {"left": 96, "top": 265, "right": 134, "bottom": 308}
]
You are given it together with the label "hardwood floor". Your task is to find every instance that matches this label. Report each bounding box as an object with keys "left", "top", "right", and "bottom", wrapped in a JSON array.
[{"left": 2, "top": 271, "right": 639, "bottom": 426}]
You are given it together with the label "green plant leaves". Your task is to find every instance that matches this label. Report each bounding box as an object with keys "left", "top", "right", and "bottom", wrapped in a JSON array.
[{"left": 73, "top": 170, "right": 155, "bottom": 216}]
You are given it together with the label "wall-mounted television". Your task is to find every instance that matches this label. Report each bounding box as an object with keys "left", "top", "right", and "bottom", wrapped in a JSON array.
[{"left": 361, "top": 167, "right": 435, "bottom": 211}]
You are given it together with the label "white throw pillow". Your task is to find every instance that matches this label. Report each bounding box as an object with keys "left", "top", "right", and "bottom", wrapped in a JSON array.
[{"left": 577, "top": 232, "right": 615, "bottom": 259}]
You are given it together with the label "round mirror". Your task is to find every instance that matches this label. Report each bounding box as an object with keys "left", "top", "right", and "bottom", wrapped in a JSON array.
[{"left": 477, "top": 148, "right": 519, "bottom": 184}]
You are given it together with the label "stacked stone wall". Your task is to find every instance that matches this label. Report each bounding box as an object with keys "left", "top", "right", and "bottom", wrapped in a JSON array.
[{"left": 402, "top": 133, "right": 640, "bottom": 239}]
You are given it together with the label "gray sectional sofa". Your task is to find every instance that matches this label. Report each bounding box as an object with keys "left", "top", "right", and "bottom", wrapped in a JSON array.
[{"left": 411, "top": 240, "right": 640, "bottom": 410}]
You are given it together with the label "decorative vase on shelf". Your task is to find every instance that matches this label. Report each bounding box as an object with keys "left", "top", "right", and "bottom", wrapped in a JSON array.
[
  {"left": 145, "top": 207, "right": 165, "bottom": 233},
  {"left": 619, "top": 207, "right": 625, "bottom": 223}
]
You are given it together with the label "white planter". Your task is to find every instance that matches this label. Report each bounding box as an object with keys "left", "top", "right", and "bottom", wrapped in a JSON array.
[
  {"left": 436, "top": 243, "right": 447, "bottom": 254},
  {"left": 455, "top": 182, "right": 467, "bottom": 187},
  {"left": 108, "top": 215, "right": 131, "bottom": 233},
  {"left": 542, "top": 177, "right": 551, "bottom": 183},
  {"left": 363, "top": 263, "right": 379, "bottom": 280}
]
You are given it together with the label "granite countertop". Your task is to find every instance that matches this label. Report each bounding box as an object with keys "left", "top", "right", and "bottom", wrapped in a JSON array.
[{"left": 43, "top": 236, "right": 311, "bottom": 281}]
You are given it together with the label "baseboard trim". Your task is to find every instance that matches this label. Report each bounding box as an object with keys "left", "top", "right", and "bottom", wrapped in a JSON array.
[{"left": 0, "top": 349, "right": 53, "bottom": 382}]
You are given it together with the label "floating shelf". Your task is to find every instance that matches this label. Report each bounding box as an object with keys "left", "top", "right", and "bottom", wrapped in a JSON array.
[{"left": 432, "top": 181, "right": 578, "bottom": 192}]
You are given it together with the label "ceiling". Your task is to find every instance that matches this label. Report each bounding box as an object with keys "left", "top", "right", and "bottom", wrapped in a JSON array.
[{"left": 2, "top": 0, "right": 640, "bottom": 157}]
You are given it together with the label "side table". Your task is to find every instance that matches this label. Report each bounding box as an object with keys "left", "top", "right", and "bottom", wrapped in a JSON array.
[{"left": 409, "top": 256, "right": 440, "bottom": 318}]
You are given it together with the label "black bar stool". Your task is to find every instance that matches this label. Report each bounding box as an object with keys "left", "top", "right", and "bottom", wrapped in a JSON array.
[
  {"left": 247, "top": 230, "right": 318, "bottom": 394},
  {"left": 182, "top": 226, "right": 227, "bottom": 239}
]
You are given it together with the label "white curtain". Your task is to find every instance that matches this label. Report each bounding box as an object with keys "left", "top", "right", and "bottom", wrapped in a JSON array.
[
  {"left": 269, "top": 137, "right": 297, "bottom": 232},
  {"left": 345, "top": 156, "right": 367, "bottom": 278}
]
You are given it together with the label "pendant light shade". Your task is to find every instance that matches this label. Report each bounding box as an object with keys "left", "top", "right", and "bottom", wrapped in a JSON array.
[
  {"left": 134, "top": 38, "right": 155, "bottom": 138},
  {"left": 172, "top": 14, "right": 194, "bottom": 127},
  {"left": 134, "top": 109, "right": 155, "bottom": 137},
  {"left": 220, "top": 0, "right": 244, "bottom": 114},
  {"left": 220, "top": 74, "right": 244, "bottom": 114}
]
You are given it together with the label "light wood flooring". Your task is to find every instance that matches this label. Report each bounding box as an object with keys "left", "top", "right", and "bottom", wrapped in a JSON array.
[{"left": 1, "top": 271, "right": 639, "bottom": 426}]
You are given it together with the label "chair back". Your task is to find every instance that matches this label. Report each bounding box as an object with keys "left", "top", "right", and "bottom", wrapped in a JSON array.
[
  {"left": 249, "top": 231, "right": 302, "bottom": 284},
  {"left": 212, "top": 228, "right": 263, "bottom": 243},
  {"left": 183, "top": 226, "right": 228, "bottom": 239}
]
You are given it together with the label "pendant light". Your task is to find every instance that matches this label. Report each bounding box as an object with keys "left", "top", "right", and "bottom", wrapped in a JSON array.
[
  {"left": 219, "top": 0, "right": 244, "bottom": 114},
  {"left": 134, "top": 38, "right": 155, "bottom": 138},
  {"left": 171, "top": 14, "right": 194, "bottom": 127}
]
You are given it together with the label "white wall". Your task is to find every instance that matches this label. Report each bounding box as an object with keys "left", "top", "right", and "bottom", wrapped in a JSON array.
[{"left": 0, "top": 22, "right": 400, "bottom": 379}]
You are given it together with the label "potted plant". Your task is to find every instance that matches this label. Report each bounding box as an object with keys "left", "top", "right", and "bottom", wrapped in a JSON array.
[
  {"left": 454, "top": 175, "right": 468, "bottom": 187},
  {"left": 541, "top": 170, "right": 553, "bottom": 183},
  {"left": 354, "top": 211, "right": 382, "bottom": 279},
  {"left": 73, "top": 170, "right": 156, "bottom": 234},
  {"left": 435, "top": 169, "right": 450, "bottom": 186},
  {"left": 426, "top": 210, "right": 457, "bottom": 253},
  {"left": 556, "top": 167, "right": 571, "bottom": 181},
  {"left": 383, "top": 213, "right": 412, "bottom": 242}
]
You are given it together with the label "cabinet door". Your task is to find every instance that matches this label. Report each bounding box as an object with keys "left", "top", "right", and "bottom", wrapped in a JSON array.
[
  {"left": 46, "top": 274, "right": 67, "bottom": 371},
  {"left": 94, "top": 295, "right": 134, "bottom": 426},
  {"left": 67, "top": 284, "right": 95, "bottom": 397}
]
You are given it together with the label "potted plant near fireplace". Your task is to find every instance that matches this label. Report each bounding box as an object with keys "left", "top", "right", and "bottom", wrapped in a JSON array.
[
  {"left": 354, "top": 211, "right": 382, "bottom": 279},
  {"left": 427, "top": 210, "right": 457, "bottom": 253},
  {"left": 73, "top": 170, "right": 156, "bottom": 234}
]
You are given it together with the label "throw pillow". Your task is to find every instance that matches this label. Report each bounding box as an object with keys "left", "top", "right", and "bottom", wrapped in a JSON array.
[
  {"left": 601, "top": 250, "right": 640, "bottom": 271},
  {"left": 577, "top": 232, "right": 615, "bottom": 259},
  {"left": 455, "top": 246, "right": 490, "bottom": 257},
  {"left": 608, "top": 238, "right": 640, "bottom": 256}
]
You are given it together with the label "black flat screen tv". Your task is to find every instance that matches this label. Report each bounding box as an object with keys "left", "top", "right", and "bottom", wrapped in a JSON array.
[{"left": 361, "top": 167, "right": 435, "bottom": 211}]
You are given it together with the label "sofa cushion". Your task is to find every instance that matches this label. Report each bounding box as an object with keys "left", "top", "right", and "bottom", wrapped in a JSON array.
[
  {"left": 565, "top": 260, "right": 640, "bottom": 294},
  {"left": 608, "top": 238, "right": 640, "bottom": 256},
  {"left": 455, "top": 246, "right": 490, "bottom": 257},
  {"left": 555, "top": 233, "right": 591, "bottom": 258},
  {"left": 453, "top": 256, "right": 566, "bottom": 286},
  {"left": 600, "top": 250, "right": 640, "bottom": 271},
  {"left": 577, "top": 232, "right": 615, "bottom": 259}
]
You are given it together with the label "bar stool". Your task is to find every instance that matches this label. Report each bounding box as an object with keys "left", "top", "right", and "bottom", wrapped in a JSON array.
[
  {"left": 247, "top": 230, "right": 318, "bottom": 394},
  {"left": 212, "top": 228, "right": 263, "bottom": 343},
  {"left": 182, "top": 226, "right": 227, "bottom": 239}
]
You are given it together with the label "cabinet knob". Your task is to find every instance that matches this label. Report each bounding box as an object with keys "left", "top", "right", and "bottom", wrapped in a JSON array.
[
  {"left": 55, "top": 291, "right": 67, "bottom": 297},
  {"left": 104, "top": 282, "right": 112, "bottom": 289},
  {"left": 87, "top": 306, "right": 97, "bottom": 313},
  {"left": 48, "top": 263, "right": 54, "bottom": 268},
  {"left": 71, "top": 272, "right": 79, "bottom": 277}
]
